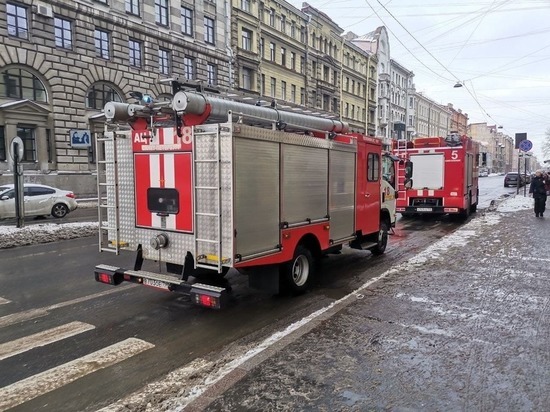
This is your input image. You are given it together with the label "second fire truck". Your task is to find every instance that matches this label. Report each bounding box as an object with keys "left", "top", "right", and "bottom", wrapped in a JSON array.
[
  {"left": 94, "top": 81, "right": 397, "bottom": 308},
  {"left": 393, "top": 134, "right": 480, "bottom": 218}
]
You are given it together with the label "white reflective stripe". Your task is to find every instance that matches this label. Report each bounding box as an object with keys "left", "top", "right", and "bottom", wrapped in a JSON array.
[
  {"left": 0, "top": 338, "right": 154, "bottom": 411},
  {"left": 428, "top": 190, "right": 434, "bottom": 196},
  {"left": 0, "top": 321, "right": 95, "bottom": 361},
  {"left": 164, "top": 153, "right": 176, "bottom": 230},
  {"left": 417, "top": 190, "right": 423, "bottom": 196},
  {"left": 150, "top": 154, "right": 162, "bottom": 228},
  {"left": 0, "top": 285, "right": 135, "bottom": 329},
  {"left": 0, "top": 297, "right": 10, "bottom": 305},
  {"left": 163, "top": 127, "right": 175, "bottom": 145}
]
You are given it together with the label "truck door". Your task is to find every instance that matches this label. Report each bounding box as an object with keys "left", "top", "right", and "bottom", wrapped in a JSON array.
[{"left": 356, "top": 142, "right": 381, "bottom": 235}]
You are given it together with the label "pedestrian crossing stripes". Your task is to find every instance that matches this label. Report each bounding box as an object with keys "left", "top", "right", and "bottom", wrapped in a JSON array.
[
  {"left": 0, "top": 297, "right": 10, "bottom": 305},
  {"left": 0, "top": 337, "right": 155, "bottom": 411},
  {"left": 0, "top": 321, "right": 95, "bottom": 361}
]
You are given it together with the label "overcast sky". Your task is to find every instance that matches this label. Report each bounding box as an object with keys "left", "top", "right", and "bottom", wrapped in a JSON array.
[{"left": 288, "top": 0, "right": 550, "bottom": 160}]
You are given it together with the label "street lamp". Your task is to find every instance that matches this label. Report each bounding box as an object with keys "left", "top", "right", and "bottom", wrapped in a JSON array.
[{"left": 453, "top": 81, "right": 463, "bottom": 88}]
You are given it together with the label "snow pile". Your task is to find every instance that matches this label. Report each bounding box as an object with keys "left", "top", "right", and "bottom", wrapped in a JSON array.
[
  {"left": 0, "top": 222, "right": 98, "bottom": 249},
  {"left": 496, "top": 194, "right": 533, "bottom": 212}
]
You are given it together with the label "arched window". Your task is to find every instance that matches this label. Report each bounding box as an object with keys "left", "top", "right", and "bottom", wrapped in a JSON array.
[
  {"left": 86, "top": 82, "right": 122, "bottom": 110},
  {"left": 0, "top": 68, "right": 47, "bottom": 102}
]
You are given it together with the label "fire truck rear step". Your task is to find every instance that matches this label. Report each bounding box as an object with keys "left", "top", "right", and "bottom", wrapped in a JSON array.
[{"left": 94, "top": 265, "right": 228, "bottom": 308}]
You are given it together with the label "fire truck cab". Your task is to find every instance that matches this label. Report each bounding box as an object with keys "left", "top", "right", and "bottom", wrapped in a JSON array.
[
  {"left": 94, "top": 81, "right": 397, "bottom": 308},
  {"left": 393, "top": 134, "right": 480, "bottom": 218}
]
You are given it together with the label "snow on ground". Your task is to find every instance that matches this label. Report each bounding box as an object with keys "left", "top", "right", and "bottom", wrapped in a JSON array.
[
  {"left": 0, "top": 201, "right": 98, "bottom": 249},
  {"left": 496, "top": 194, "right": 533, "bottom": 212}
]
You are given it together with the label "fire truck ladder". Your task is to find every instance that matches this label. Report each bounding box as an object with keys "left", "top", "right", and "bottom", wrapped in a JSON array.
[
  {"left": 95, "top": 130, "right": 121, "bottom": 254},
  {"left": 395, "top": 139, "right": 408, "bottom": 191},
  {"left": 193, "top": 126, "right": 225, "bottom": 273}
]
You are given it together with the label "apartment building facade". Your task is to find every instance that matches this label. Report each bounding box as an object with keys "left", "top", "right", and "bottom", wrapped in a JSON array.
[
  {"left": 1, "top": 0, "right": 380, "bottom": 192},
  {"left": 0, "top": 0, "right": 230, "bottom": 191},
  {"left": 414, "top": 92, "right": 451, "bottom": 138}
]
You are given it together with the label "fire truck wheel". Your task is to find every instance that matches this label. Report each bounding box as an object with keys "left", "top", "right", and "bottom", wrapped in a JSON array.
[
  {"left": 51, "top": 203, "right": 69, "bottom": 218},
  {"left": 371, "top": 222, "right": 389, "bottom": 256},
  {"left": 283, "top": 245, "right": 314, "bottom": 293}
]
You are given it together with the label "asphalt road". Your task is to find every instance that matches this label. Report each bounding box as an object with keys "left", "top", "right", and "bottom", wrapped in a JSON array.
[{"left": 0, "top": 176, "right": 513, "bottom": 411}]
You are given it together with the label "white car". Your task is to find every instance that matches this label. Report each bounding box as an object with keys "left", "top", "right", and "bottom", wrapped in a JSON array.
[{"left": 0, "top": 183, "right": 78, "bottom": 219}]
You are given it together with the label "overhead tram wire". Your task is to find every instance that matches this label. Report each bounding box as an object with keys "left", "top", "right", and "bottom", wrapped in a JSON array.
[
  {"left": 362, "top": 0, "right": 455, "bottom": 83},
  {"left": 367, "top": 0, "right": 516, "bottom": 127}
]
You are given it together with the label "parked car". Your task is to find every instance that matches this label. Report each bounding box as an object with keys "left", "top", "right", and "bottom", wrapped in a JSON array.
[
  {"left": 503, "top": 172, "right": 525, "bottom": 187},
  {"left": 0, "top": 184, "right": 78, "bottom": 219},
  {"left": 479, "top": 169, "right": 489, "bottom": 177}
]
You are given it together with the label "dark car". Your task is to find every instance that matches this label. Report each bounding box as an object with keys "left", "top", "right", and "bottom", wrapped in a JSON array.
[{"left": 504, "top": 172, "right": 525, "bottom": 187}]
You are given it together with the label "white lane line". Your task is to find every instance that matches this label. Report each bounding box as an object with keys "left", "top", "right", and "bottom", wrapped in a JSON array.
[
  {"left": 0, "top": 337, "right": 154, "bottom": 411},
  {"left": 0, "top": 321, "right": 95, "bottom": 361},
  {"left": 0, "top": 284, "right": 136, "bottom": 329},
  {"left": 0, "top": 297, "right": 10, "bottom": 305}
]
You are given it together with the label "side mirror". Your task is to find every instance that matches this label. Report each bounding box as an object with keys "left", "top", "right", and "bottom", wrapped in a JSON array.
[{"left": 0, "top": 195, "right": 9, "bottom": 201}]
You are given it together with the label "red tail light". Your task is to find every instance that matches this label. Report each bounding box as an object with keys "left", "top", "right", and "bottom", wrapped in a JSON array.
[
  {"left": 97, "top": 272, "right": 113, "bottom": 284},
  {"left": 66, "top": 193, "right": 75, "bottom": 199}
]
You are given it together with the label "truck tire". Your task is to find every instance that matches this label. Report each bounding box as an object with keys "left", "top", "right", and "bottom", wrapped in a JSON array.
[
  {"left": 371, "top": 222, "right": 388, "bottom": 256},
  {"left": 282, "top": 245, "right": 313, "bottom": 293}
]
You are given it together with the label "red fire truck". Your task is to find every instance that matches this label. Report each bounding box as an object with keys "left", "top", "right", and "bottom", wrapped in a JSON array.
[
  {"left": 94, "top": 81, "right": 397, "bottom": 308},
  {"left": 393, "top": 134, "right": 480, "bottom": 218}
]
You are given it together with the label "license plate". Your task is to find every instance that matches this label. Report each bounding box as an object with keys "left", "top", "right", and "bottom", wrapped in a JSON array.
[
  {"left": 143, "top": 278, "right": 170, "bottom": 290},
  {"left": 417, "top": 207, "right": 432, "bottom": 212}
]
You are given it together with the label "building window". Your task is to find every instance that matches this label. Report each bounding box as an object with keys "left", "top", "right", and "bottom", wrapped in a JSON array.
[
  {"left": 17, "top": 126, "right": 36, "bottom": 162},
  {"left": 270, "top": 42, "right": 275, "bottom": 61},
  {"left": 270, "top": 77, "right": 276, "bottom": 97},
  {"left": 300, "top": 87, "right": 305, "bottom": 105},
  {"left": 94, "top": 29, "right": 110, "bottom": 59},
  {"left": 86, "top": 83, "right": 122, "bottom": 110},
  {"left": 241, "top": 29, "right": 252, "bottom": 50},
  {"left": 158, "top": 48, "right": 171, "bottom": 75},
  {"left": 0, "top": 126, "right": 5, "bottom": 161},
  {"left": 291, "top": 22, "right": 296, "bottom": 38},
  {"left": 290, "top": 52, "right": 295, "bottom": 70},
  {"left": 281, "top": 48, "right": 286, "bottom": 67},
  {"left": 269, "top": 8, "right": 275, "bottom": 26},
  {"left": 183, "top": 57, "right": 195, "bottom": 79},
  {"left": 300, "top": 56, "right": 305, "bottom": 74},
  {"left": 242, "top": 67, "right": 253, "bottom": 90},
  {"left": 291, "top": 84, "right": 296, "bottom": 103},
  {"left": 54, "top": 17, "right": 72, "bottom": 49},
  {"left": 129, "top": 39, "right": 142, "bottom": 67},
  {"left": 261, "top": 74, "right": 265, "bottom": 95},
  {"left": 7, "top": 3, "right": 28, "bottom": 39},
  {"left": 300, "top": 26, "right": 306, "bottom": 43},
  {"left": 280, "top": 15, "right": 286, "bottom": 33},
  {"left": 125, "top": 0, "right": 140, "bottom": 16},
  {"left": 204, "top": 17, "right": 215, "bottom": 45},
  {"left": 181, "top": 7, "right": 193, "bottom": 36},
  {"left": 241, "top": 0, "right": 250, "bottom": 12},
  {"left": 0, "top": 68, "right": 47, "bottom": 102},
  {"left": 207, "top": 63, "right": 217, "bottom": 85},
  {"left": 281, "top": 81, "right": 286, "bottom": 101},
  {"left": 155, "top": 0, "right": 169, "bottom": 26}
]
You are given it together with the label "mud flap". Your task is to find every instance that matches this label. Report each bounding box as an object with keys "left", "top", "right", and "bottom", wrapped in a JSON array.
[{"left": 248, "top": 265, "right": 280, "bottom": 294}]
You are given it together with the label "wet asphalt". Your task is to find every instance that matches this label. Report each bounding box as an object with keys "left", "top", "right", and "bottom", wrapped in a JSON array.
[{"left": 186, "top": 201, "right": 550, "bottom": 411}]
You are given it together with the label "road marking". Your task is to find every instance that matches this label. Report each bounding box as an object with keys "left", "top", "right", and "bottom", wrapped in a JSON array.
[
  {"left": 0, "top": 338, "right": 154, "bottom": 411},
  {"left": 0, "top": 321, "right": 95, "bottom": 361},
  {"left": 0, "top": 285, "right": 135, "bottom": 329},
  {"left": 0, "top": 297, "right": 10, "bottom": 305}
]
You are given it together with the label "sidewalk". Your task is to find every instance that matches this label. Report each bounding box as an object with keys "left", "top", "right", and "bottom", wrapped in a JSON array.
[{"left": 184, "top": 195, "right": 550, "bottom": 411}]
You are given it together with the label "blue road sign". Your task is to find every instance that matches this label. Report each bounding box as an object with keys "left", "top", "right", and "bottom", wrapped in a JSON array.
[
  {"left": 519, "top": 139, "right": 532, "bottom": 152},
  {"left": 70, "top": 129, "right": 91, "bottom": 148}
]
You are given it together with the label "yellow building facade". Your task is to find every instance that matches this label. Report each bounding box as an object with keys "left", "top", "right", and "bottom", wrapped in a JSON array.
[{"left": 231, "top": 0, "right": 377, "bottom": 134}]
